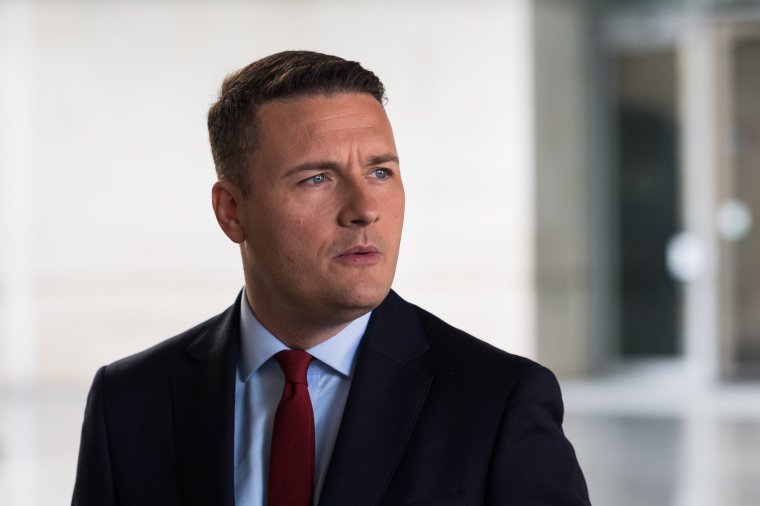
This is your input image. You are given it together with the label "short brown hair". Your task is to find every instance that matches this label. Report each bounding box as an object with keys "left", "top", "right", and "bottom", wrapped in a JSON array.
[{"left": 207, "top": 50, "right": 386, "bottom": 197}]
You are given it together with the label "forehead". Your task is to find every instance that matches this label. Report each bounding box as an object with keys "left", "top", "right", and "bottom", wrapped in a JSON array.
[{"left": 256, "top": 93, "right": 395, "bottom": 147}]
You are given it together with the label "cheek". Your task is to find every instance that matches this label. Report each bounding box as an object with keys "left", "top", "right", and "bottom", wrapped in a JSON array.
[
  {"left": 288, "top": 209, "right": 321, "bottom": 237},
  {"left": 257, "top": 194, "right": 316, "bottom": 235},
  {"left": 385, "top": 192, "right": 405, "bottom": 230},
  {"left": 254, "top": 189, "right": 364, "bottom": 264},
  {"left": 275, "top": 208, "right": 330, "bottom": 259}
]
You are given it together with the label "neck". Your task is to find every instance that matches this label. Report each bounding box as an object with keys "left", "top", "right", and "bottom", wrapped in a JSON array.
[
  {"left": 269, "top": 322, "right": 351, "bottom": 351},
  {"left": 244, "top": 291, "right": 355, "bottom": 350}
]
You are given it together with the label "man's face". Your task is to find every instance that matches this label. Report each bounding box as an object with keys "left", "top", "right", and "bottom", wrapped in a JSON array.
[{"left": 239, "top": 93, "right": 404, "bottom": 328}]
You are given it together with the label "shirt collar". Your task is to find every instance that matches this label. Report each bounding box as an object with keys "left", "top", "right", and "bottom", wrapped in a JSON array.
[{"left": 238, "top": 291, "right": 370, "bottom": 382}]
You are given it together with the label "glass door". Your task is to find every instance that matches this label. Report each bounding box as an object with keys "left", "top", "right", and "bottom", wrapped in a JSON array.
[
  {"left": 612, "top": 49, "right": 683, "bottom": 358},
  {"left": 717, "top": 20, "right": 760, "bottom": 379}
]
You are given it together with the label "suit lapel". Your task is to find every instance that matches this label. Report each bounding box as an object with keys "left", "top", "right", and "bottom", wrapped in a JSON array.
[
  {"left": 172, "top": 294, "right": 241, "bottom": 506},
  {"left": 318, "top": 291, "right": 433, "bottom": 506}
]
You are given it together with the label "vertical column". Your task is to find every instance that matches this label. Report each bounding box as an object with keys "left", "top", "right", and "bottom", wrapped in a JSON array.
[
  {"left": 2, "top": 0, "right": 37, "bottom": 386},
  {"left": 679, "top": 13, "right": 720, "bottom": 386},
  {"left": 674, "top": 12, "right": 720, "bottom": 506}
]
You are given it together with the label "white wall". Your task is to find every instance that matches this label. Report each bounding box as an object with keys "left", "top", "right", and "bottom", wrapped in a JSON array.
[
  {"left": 0, "top": 0, "right": 535, "bottom": 385},
  {"left": 533, "top": 0, "right": 594, "bottom": 376}
]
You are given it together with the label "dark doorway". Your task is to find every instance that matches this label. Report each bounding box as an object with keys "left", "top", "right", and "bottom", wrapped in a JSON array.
[{"left": 613, "top": 50, "right": 682, "bottom": 357}]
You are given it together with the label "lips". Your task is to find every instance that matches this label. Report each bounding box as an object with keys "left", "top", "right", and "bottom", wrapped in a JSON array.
[{"left": 335, "top": 245, "right": 381, "bottom": 265}]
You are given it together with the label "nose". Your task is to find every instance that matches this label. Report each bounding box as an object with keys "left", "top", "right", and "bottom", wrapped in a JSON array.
[{"left": 337, "top": 179, "right": 379, "bottom": 227}]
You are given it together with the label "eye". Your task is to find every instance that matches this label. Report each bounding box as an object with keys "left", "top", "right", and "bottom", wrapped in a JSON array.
[
  {"left": 373, "top": 168, "right": 388, "bottom": 180},
  {"left": 305, "top": 173, "right": 326, "bottom": 185}
]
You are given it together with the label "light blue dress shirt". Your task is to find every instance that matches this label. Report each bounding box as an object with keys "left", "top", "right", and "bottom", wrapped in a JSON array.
[{"left": 234, "top": 294, "right": 370, "bottom": 506}]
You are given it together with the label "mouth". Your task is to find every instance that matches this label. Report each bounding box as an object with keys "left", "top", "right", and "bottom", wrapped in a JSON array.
[{"left": 335, "top": 245, "right": 381, "bottom": 265}]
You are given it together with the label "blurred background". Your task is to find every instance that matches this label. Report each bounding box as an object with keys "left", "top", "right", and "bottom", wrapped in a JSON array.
[{"left": 1, "top": 0, "right": 759, "bottom": 504}]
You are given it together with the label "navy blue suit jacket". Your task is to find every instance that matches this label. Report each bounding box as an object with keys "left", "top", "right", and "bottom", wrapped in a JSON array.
[{"left": 72, "top": 290, "right": 590, "bottom": 505}]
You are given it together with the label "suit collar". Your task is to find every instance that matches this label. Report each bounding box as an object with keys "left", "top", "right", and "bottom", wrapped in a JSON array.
[
  {"left": 360, "top": 289, "right": 430, "bottom": 362},
  {"left": 172, "top": 291, "right": 242, "bottom": 506},
  {"left": 170, "top": 289, "right": 432, "bottom": 506},
  {"left": 318, "top": 290, "right": 433, "bottom": 506},
  {"left": 184, "top": 290, "right": 243, "bottom": 362}
]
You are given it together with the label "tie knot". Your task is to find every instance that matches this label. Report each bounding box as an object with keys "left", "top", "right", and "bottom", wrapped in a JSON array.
[{"left": 274, "top": 350, "right": 312, "bottom": 385}]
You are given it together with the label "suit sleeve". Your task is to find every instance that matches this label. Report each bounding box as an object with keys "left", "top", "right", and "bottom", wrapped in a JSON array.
[
  {"left": 485, "top": 364, "right": 591, "bottom": 505},
  {"left": 72, "top": 366, "right": 117, "bottom": 505}
]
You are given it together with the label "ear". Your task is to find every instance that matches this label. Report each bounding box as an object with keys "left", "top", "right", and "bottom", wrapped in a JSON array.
[{"left": 212, "top": 181, "right": 246, "bottom": 244}]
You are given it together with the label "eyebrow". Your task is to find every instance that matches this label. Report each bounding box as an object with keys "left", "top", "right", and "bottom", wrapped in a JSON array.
[
  {"left": 284, "top": 153, "right": 400, "bottom": 178},
  {"left": 284, "top": 161, "right": 342, "bottom": 178},
  {"left": 367, "top": 153, "right": 400, "bottom": 166}
]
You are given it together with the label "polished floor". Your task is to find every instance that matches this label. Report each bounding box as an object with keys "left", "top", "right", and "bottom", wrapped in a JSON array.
[
  {"left": 1, "top": 384, "right": 759, "bottom": 505},
  {"left": 565, "top": 414, "right": 760, "bottom": 506}
]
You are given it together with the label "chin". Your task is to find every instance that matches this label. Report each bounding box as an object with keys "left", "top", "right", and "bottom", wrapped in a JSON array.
[{"left": 334, "top": 284, "right": 391, "bottom": 315}]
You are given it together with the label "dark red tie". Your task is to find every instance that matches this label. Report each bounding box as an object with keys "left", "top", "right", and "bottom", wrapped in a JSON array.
[{"left": 268, "top": 350, "right": 315, "bottom": 506}]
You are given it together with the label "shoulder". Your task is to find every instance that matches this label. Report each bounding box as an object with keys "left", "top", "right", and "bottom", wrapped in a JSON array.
[
  {"left": 105, "top": 316, "right": 211, "bottom": 375},
  {"left": 376, "top": 291, "right": 554, "bottom": 395},
  {"left": 412, "top": 297, "right": 546, "bottom": 382},
  {"left": 98, "top": 297, "right": 239, "bottom": 391}
]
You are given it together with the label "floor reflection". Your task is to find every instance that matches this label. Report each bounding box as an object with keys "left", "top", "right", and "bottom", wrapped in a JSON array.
[
  {"left": 1, "top": 387, "right": 759, "bottom": 505},
  {"left": 564, "top": 413, "right": 760, "bottom": 506}
]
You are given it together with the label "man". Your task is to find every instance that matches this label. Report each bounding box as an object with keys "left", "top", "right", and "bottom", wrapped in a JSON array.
[{"left": 73, "top": 51, "right": 590, "bottom": 506}]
